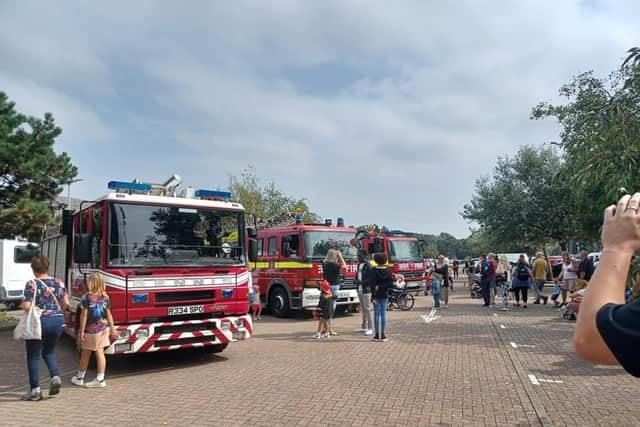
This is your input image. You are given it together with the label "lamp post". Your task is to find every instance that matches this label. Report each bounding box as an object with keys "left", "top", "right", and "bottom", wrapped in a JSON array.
[{"left": 64, "top": 178, "right": 84, "bottom": 210}]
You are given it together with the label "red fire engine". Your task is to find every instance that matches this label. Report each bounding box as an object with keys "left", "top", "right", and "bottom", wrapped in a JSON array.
[
  {"left": 356, "top": 227, "right": 426, "bottom": 291},
  {"left": 40, "top": 176, "right": 257, "bottom": 355},
  {"left": 251, "top": 216, "right": 360, "bottom": 317}
]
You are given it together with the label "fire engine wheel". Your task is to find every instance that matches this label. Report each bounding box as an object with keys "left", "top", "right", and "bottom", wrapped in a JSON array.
[
  {"left": 203, "top": 343, "right": 228, "bottom": 354},
  {"left": 268, "top": 286, "right": 290, "bottom": 318}
]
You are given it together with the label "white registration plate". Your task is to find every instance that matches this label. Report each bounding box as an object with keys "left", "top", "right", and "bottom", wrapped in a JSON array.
[
  {"left": 168, "top": 305, "right": 205, "bottom": 316},
  {"left": 338, "top": 291, "right": 351, "bottom": 299}
]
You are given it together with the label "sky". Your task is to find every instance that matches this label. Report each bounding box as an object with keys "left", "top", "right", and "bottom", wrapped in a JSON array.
[{"left": 0, "top": 1, "right": 637, "bottom": 238}]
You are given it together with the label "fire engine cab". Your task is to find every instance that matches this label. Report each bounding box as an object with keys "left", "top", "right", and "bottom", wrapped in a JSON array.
[
  {"left": 251, "top": 216, "right": 360, "bottom": 317},
  {"left": 40, "top": 175, "right": 258, "bottom": 355},
  {"left": 356, "top": 227, "right": 426, "bottom": 291}
]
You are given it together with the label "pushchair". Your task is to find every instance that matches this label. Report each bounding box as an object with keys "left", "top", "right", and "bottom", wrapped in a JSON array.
[
  {"left": 563, "top": 296, "right": 581, "bottom": 320},
  {"left": 470, "top": 274, "right": 482, "bottom": 299},
  {"left": 496, "top": 273, "right": 510, "bottom": 310}
]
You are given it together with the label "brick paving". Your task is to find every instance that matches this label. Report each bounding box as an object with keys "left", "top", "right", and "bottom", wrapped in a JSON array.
[{"left": 1, "top": 282, "right": 639, "bottom": 426}]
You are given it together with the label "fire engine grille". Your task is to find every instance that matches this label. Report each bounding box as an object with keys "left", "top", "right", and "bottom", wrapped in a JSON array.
[
  {"left": 340, "top": 278, "right": 357, "bottom": 290},
  {"left": 156, "top": 323, "right": 215, "bottom": 335},
  {"left": 402, "top": 271, "right": 424, "bottom": 279},
  {"left": 154, "top": 336, "right": 214, "bottom": 348},
  {"left": 155, "top": 291, "right": 214, "bottom": 303},
  {"left": 142, "top": 312, "right": 223, "bottom": 323}
]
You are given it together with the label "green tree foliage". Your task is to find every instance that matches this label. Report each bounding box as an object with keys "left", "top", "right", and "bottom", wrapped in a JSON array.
[
  {"left": 531, "top": 62, "right": 640, "bottom": 241},
  {"left": 0, "top": 92, "right": 78, "bottom": 240},
  {"left": 462, "top": 145, "right": 579, "bottom": 250},
  {"left": 228, "top": 165, "right": 320, "bottom": 226}
]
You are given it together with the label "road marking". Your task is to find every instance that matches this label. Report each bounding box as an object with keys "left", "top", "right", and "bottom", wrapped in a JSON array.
[
  {"left": 500, "top": 325, "right": 506, "bottom": 329},
  {"left": 528, "top": 374, "right": 540, "bottom": 385},
  {"left": 493, "top": 313, "right": 498, "bottom": 317},
  {"left": 420, "top": 308, "right": 441, "bottom": 323},
  {"left": 538, "top": 379, "right": 564, "bottom": 384},
  {"left": 511, "top": 342, "right": 535, "bottom": 349}
]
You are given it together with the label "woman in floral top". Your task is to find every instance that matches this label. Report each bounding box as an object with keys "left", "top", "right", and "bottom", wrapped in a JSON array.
[{"left": 20, "top": 256, "right": 69, "bottom": 401}]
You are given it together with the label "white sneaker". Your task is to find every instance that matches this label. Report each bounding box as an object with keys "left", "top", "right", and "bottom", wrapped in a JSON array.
[
  {"left": 364, "top": 329, "right": 373, "bottom": 336},
  {"left": 70, "top": 375, "right": 84, "bottom": 387},
  {"left": 321, "top": 333, "right": 330, "bottom": 339},
  {"left": 84, "top": 379, "right": 106, "bottom": 388},
  {"left": 314, "top": 333, "right": 321, "bottom": 339},
  {"left": 354, "top": 328, "right": 366, "bottom": 332}
]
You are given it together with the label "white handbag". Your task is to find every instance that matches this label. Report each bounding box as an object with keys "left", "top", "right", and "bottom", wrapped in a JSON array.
[{"left": 13, "top": 282, "right": 43, "bottom": 341}]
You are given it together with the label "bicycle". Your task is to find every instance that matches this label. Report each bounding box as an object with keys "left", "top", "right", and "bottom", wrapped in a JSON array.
[{"left": 388, "top": 288, "right": 415, "bottom": 311}]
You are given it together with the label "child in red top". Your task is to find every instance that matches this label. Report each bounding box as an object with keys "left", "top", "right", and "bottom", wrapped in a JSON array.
[{"left": 314, "top": 280, "right": 332, "bottom": 339}]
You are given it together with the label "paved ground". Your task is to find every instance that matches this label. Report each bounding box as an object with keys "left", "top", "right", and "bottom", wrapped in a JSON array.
[{"left": 1, "top": 282, "right": 639, "bottom": 427}]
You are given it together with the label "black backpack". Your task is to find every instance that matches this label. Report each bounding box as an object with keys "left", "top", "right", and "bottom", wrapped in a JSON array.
[{"left": 516, "top": 264, "right": 529, "bottom": 280}]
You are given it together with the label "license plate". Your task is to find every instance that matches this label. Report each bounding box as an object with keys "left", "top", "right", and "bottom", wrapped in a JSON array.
[
  {"left": 168, "top": 305, "right": 204, "bottom": 316},
  {"left": 338, "top": 291, "right": 350, "bottom": 298}
]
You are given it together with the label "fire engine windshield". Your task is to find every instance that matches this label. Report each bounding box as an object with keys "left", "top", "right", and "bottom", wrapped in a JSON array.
[
  {"left": 303, "top": 231, "right": 358, "bottom": 261},
  {"left": 389, "top": 239, "right": 422, "bottom": 262},
  {"left": 108, "top": 203, "right": 244, "bottom": 267}
]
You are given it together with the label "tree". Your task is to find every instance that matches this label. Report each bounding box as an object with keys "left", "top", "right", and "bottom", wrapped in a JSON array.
[
  {"left": 0, "top": 92, "right": 78, "bottom": 240},
  {"left": 228, "top": 165, "right": 320, "bottom": 226},
  {"left": 462, "top": 145, "right": 580, "bottom": 250},
  {"left": 531, "top": 61, "right": 640, "bottom": 241}
]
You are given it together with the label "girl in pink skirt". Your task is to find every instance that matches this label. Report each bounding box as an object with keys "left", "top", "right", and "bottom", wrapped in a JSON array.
[{"left": 71, "top": 273, "right": 118, "bottom": 388}]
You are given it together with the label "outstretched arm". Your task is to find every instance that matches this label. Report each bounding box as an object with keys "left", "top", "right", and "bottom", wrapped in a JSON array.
[{"left": 574, "top": 193, "right": 640, "bottom": 365}]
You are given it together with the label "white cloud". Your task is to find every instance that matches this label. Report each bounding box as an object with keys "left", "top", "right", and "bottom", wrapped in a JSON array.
[{"left": 0, "top": 0, "right": 637, "bottom": 237}]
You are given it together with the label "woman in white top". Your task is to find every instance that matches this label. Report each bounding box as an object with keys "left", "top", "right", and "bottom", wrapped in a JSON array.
[{"left": 557, "top": 251, "right": 578, "bottom": 307}]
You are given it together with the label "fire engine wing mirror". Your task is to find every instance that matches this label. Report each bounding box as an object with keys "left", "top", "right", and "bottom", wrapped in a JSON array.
[
  {"left": 247, "top": 227, "right": 258, "bottom": 239},
  {"left": 248, "top": 238, "right": 258, "bottom": 262},
  {"left": 74, "top": 233, "right": 93, "bottom": 264}
]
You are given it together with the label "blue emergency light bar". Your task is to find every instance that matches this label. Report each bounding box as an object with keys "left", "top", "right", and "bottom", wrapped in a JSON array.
[
  {"left": 195, "top": 189, "right": 232, "bottom": 199},
  {"left": 108, "top": 181, "right": 152, "bottom": 192}
]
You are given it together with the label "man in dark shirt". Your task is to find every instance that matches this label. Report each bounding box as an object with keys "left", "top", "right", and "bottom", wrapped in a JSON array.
[
  {"left": 577, "top": 250, "right": 594, "bottom": 282},
  {"left": 575, "top": 192, "right": 640, "bottom": 377},
  {"left": 479, "top": 254, "right": 491, "bottom": 307}
]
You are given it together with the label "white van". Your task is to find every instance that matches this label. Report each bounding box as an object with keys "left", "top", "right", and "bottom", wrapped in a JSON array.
[
  {"left": 496, "top": 253, "right": 529, "bottom": 266},
  {"left": 0, "top": 239, "right": 40, "bottom": 306}
]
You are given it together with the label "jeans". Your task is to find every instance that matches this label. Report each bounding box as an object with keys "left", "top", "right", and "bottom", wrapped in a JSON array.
[
  {"left": 26, "top": 315, "right": 64, "bottom": 390},
  {"left": 534, "top": 280, "right": 547, "bottom": 302},
  {"left": 481, "top": 279, "right": 491, "bottom": 306},
  {"left": 373, "top": 298, "right": 388, "bottom": 337},
  {"left": 358, "top": 292, "right": 373, "bottom": 329},
  {"left": 431, "top": 279, "right": 441, "bottom": 307}
]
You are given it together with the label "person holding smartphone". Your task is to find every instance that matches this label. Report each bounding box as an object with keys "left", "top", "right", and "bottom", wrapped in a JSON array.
[{"left": 574, "top": 193, "right": 640, "bottom": 377}]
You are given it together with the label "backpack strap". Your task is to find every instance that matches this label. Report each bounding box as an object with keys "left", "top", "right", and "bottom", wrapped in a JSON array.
[{"left": 36, "top": 279, "right": 61, "bottom": 310}]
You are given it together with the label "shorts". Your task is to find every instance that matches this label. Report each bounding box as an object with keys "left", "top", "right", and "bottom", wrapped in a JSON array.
[
  {"left": 318, "top": 298, "right": 330, "bottom": 320},
  {"left": 81, "top": 328, "right": 111, "bottom": 351},
  {"left": 562, "top": 279, "right": 577, "bottom": 292}
]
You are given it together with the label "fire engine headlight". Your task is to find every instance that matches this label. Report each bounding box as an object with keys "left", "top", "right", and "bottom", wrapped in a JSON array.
[
  {"left": 137, "top": 328, "right": 150, "bottom": 338},
  {"left": 118, "top": 330, "right": 131, "bottom": 340},
  {"left": 220, "top": 320, "right": 231, "bottom": 330},
  {"left": 304, "top": 279, "right": 320, "bottom": 288}
]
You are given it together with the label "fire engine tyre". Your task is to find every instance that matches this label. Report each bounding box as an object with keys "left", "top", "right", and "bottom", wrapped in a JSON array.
[
  {"left": 204, "top": 343, "right": 228, "bottom": 354},
  {"left": 268, "top": 286, "right": 291, "bottom": 318}
]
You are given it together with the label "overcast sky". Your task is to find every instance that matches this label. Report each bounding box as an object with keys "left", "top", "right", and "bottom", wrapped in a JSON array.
[{"left": 1, "top": 1, "right": 637, "bottom": 237}]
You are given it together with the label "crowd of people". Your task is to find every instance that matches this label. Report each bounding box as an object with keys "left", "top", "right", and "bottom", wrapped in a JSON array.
[{"left": 470, "top": 250, "right": 595, "bottom": 310}]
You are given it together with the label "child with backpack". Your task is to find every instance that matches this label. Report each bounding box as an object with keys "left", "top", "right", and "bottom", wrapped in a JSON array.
[{"left": 71, "top": 273, "right": 118, "bottom": 388}]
